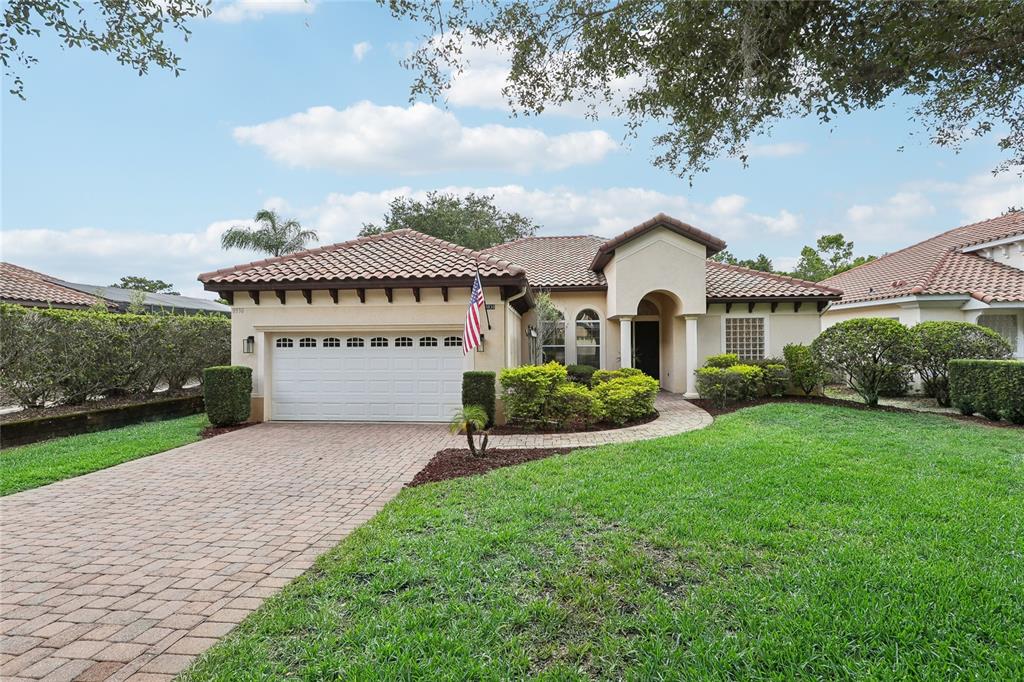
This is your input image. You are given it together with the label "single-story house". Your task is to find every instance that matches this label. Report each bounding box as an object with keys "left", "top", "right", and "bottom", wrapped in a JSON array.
[
  {"left": 0, "top": 262, "right": 230, "bottom": 315},
  {"left": 199, "top": 214, "right": 842, "bottom": 423},
  {"left": 821, "top": 211, "right": 1024, "bottom": 358}
]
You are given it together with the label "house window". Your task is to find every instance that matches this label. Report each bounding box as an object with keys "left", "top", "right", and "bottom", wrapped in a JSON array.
[
  {"left": 346, "top": 337, "right": 365, "bottom": 348},
  {"left": 419, "top": 336, "right": 438, "bottom": 347},
  {"left": 323, "top": 337, "right": 341, "bottom": 348},
  {"left": 299, "top": 337, "right": 317, "bottom": 348},
  {"left": 725, "top": 317, "right": 765, "bottom": 361},
  {"left": 575, "top": 309, "right": 601, "bottom": 369},
  {"left": 370, "top": 336, "right": 389, "bottom": 348},
  {"left": 444, "top": 336, "right": 463, "bottom": 347},
  {"left": 978, "top": 314, "right": 1020, "bottom": 354},
  {"left": 395, "top": 336, "right": 413, "bottom": 347},
  {"left": 541, "top": 310, "right": 566, "bottom": 364},
  {"left": 276, "top": 337, "right": 294, "bottom": 348}
]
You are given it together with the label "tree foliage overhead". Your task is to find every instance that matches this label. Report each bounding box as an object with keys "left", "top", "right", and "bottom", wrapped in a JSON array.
[
  {"left": 359, "top": 192, "right": 539, "bottom": 250},
  {"left": 383, "top": 0, "right": 1024, "bottom": 179},
  {"left": 710, "top": 250, "right": 773, "bottom": 272},
  {"left": 220, "top": 210, "right": 319, "bottom": 257},
  {"left": 111, "top": 276, "right": 178, "bottom": 295},
  {"left": 2, "top": 0, "right": 212, "bottom": 99},
  {"left": 792, "top": 233, "right": 875, "bottom": 282}
]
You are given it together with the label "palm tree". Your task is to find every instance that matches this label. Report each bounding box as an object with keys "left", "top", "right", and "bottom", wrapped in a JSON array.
[
  {"left": 220, "top": 210, "right": 319, "bottom": 257},
  {"left": 449, "top": 405, "right": 490, "bottom": 457}
]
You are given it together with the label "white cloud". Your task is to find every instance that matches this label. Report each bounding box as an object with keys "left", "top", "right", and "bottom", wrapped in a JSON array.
[
  {"left": 232, "top": 102, "right": 618, "bottom": 174},
  {"left": 935, "top": 171, "right": 1024, "bottom": 222},
  {"left": 843, "top": 191, "right": 937, "bottom": 244},
  {"left": 211, "top": 0, "right": 315, "bottom": 23},
  {"left": 744, "top": 142, "right": 808, "bottom": 158},
  {"left": 352, "top": 41, "right": 372, "bottom": 63}
]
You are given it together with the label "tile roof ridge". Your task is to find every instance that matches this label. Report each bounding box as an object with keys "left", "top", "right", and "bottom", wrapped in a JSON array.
[
  {"left": 910, "top": 246, "right": 958, "bottom": 294},
  {"left": 401, "top": 229, "right": 525, "bottom": 276},
  {"left": 491, "top": 234, "right": 607, "bottom": 248},
  {"left": 707, "top": 260, "right": 844, "bottom": 294}
]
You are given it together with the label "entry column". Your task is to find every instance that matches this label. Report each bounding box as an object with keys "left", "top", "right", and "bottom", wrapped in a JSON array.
[
  {"left": 684, "top": 316, "right": 698, "bottom": 397},
  {"left": 619, "top": 316, "right": 634, "bottom": 368}
]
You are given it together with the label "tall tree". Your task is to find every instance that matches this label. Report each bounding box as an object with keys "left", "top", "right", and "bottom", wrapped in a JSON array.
[
  {"left": 359, "top": 192, "right": 539, "bottom": 250},
  {"left": 111, "top": 276, "right": 178, "bottom": 295},
  {"left": 711, "top": 250, "right": 774, "bottom": 272},
  {"left": 383, "top": 0, "right": 1024, "bottom": 180},
  {"left": 3, "top": 0, "right": 212, "bottom": 99},
  {"left": 220, "top": 210, "right": 319, "bottom": 257},
  {"left": 791, "top": 233, "right": 875, "bottom": 281}
]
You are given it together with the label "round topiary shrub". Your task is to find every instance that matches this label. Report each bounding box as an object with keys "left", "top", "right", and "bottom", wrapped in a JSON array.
[
  {"left": 203, "top": 365, "right": 252, "bottom": 426},
  {"left": 910, "top": 321, "right": 1012, "bottom": 406},
  {"left": 812, "top": 318, "right": 914, "bottom": 406}
]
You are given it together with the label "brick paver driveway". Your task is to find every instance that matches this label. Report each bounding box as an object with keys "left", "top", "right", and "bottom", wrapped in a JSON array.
[{"left": 0, "top": 423, "right": 442, "bottom": 681}]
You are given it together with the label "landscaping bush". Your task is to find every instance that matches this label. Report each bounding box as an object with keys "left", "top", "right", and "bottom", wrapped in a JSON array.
[
  {"left": 499, "top": 362, "right": 567, "bottom": 424},
  {"left": 546, "top": 383, "right": 603, "bottom": 429},
  {"left": 911, "top": 321, "right": 1012, "bottom": 406},
  {"left": 704, "top": 353, "right": 741, "bottom": 368},
  {"left": 949, "top": 359, "right": 1024, "bottom": 423},
  {"left": 761, "top": 363, "right": 790, "bottom": 397},
  {"left": 566, "top": 364, "right": 597, "bottom": 386},
  {"left": 462, "top": 371, "right": 496, "bottom": 427},
  {"left": 729, "top": 364, "right": 764, "bottom": 400},
  {"left": 203, "top": 365, "right": 252, "bottom": 426},
  {"left": 0, "top": 304, "right": 229, "bottom": 408},
  {"left": 592, "top": 374, "right": 659, "bottom": 425},
  {"left": 783, "top": 343, "right": 827, "bottom": 395},
  {"left": 812, "top": 318, "right": 915, "bottom": 406},
  {"left": 877, "top": 366, "right": 912, "bottom": 397},
  {"left": 591, "top": 367, "right": 643, "bottom": 384},
  {"left": 695, "top": 367, "right": 744, "bottom": 408}
]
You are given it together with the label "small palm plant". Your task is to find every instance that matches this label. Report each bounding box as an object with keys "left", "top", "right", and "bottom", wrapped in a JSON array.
[
  {"left": 449, "top": 405, "right": 490, "bottom": 457},
  {"left": 220, "top": 209, "right": 319, "bottom": 257}
]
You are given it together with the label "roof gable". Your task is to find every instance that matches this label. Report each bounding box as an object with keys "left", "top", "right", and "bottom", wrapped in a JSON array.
[
  {"left": 484, "top": 235, "right": 607, "bottom": 289},
  {"left": 591, "top": 213, "right": 726, "bottom": 269}
]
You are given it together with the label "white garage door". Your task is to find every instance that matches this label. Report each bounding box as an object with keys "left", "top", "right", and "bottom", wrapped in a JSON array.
[{"left": 271, "top": 333, "right": 465, "bottom": 422}]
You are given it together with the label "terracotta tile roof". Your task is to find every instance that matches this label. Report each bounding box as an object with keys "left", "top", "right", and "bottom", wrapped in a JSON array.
[
  {"left": 822, "top": 212, "right": 1024, "bottom": 304},
  {"left": 484, "top": 235, "right": 608, "bottom": 288},
  {"left": 705, "top": 261, "right": 843, "bottom": 300},
  {"left": 591, "top": 213, "right": 727, "bottom": 269},
  {"left": 0, "top": 262, "right": 100, "bottom": 308},
  {"left": 199, "top": 229, "right": 527, "bottom": 286}
]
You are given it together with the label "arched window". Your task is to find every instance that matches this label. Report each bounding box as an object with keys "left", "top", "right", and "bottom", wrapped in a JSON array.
[
  {"left": 276, "top": 337, "right": 294, "bottom": 348},
  {"left": 370, "top": 336, "right": 389, "bottom": 348},
  {"left": 419, "top": 336, "right": 438, "bottom": 347},
  {"left": 299, "top": 337, "right": 317, "bottom": 348},
  {"left": 395, "top": 337, "right": 413, "bottom": 347},
  {"left": 323, "top": 337, "right": 341, "bottom": 348},
  {"left": 575, "top": 309, "right": 600, "bottom": 368},
  {"left": 444, "top": 336, "right": 463, "bottom": 348},
  {"left": 541, "top": 309, "right": 565, "bottom": 364},
  {"left": 346, "top": 337, "right": 365, "bottom": 348}
]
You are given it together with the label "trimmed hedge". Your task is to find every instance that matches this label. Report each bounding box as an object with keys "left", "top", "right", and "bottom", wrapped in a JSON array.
[
  {"left": 0, "top": 304, "right": 229, "bottom": 408},
  {"left": 566, "top": 364, "right": 597, "bottom": 386},
  {"left": 203, "top": 366, "right": 252, "bottom": 426},
  {"left": 949, "top": 359, "right": 1024, "bottom": 423},
  {"left": 761, "top": 363, "right": 790, "bottom": 397},
  {"left": 591, "top": 367, "right": 643, "bottom": 384},
  {"left": 547, "top": 383, "right": 603, "bottom": 429},
  {"left": 462, "top": 371, "right": 497, "bottom": 427},
  {"left": 592, "top": 374, "right": 659, "bottom": 425},
  {"left": 499, "top": 362, "right": 567, "bottom": 424},
  {"left": 704, "top": 353, "right": 741, "bottom": 369}
]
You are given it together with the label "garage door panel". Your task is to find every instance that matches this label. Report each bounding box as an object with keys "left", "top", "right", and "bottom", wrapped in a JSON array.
[{"left": 272, "top": 333, "right": 464, "bottom": 422}]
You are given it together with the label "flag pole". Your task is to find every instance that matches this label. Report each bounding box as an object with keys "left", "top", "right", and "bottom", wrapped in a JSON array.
[{"left": 477, "top": 264, "right": 492, "bottom": 330}]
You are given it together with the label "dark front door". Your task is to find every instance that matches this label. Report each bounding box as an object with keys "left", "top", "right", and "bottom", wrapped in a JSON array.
[{"left": 633, "top": 321, "right": 660, "bottom": 379}]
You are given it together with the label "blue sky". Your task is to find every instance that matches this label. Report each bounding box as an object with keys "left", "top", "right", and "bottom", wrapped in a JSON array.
[{"left": 3, "top": 0, "right": 1022, "bottom": 298}]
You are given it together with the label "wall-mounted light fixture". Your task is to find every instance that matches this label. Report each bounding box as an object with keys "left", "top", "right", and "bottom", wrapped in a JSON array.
[
  {"left": 527, "top": 326, "right": 538, "bottom": 338},
  {"left": 242, "top": 335, "right": 255, "bottom": 354},
  {"left": 477, "top": 334, "right": 485, "bottom": 352}
]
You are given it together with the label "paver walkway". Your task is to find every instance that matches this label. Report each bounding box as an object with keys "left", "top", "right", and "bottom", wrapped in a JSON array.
[{"left": 0, "top": 396, "right": 710, "bottom": 681}]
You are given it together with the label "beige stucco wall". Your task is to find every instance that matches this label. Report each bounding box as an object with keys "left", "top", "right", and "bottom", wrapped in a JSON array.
[
  {"left": 228, "top": 286, "right": 511, "bottom": 421},
  {"left": 606, "top": 226, "right": 707, "bottom": 317},
  {"left": 700, "top": 303, "right": 823, "bottom": 364}
]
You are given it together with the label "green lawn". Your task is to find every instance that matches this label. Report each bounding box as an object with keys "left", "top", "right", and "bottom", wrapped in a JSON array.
[
  {"left": 1, "top": 414, "right": 209, "bottom": 495},
  {"left": 184, "top": 404, "right": 1024, "bottom": 680}
]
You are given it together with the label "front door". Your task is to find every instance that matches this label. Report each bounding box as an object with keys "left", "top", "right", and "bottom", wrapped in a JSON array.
[{"left": 633, "top": 321, "right": 660, "bottom": 379}]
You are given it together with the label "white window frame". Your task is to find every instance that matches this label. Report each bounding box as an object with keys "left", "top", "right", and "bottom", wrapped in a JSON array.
[
  {"left": 540, "top": 309, "right": 567, "bottom": 365},
  {"left": 720, "top": 312, "right": 770, "bottom": 361},
  {"left": 573, "top": 309, "right": 602, "bottom": 369},
  {"left": 977, "top": 310, "right": 1024, "bottom": 358}
]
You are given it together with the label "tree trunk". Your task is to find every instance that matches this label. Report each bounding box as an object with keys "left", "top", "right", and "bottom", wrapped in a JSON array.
[{"left": 465, "top": 424, "right": 477, "bottom": 456}]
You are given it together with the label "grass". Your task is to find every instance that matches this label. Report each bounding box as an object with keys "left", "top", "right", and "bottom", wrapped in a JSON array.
[
  {"left": 184, "top": 404, "right": 1024, "bottom": 680},
  {"left": 1, "top": 414, "right": 209, "bottom": 495}
]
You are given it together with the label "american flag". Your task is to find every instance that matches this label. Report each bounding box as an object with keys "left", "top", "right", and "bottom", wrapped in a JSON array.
[{"left": 463, "top": 272, "right": 486, "bottom": 353}]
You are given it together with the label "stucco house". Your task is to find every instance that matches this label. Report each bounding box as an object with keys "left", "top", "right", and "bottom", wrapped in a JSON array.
[
  {"left": 199, "top": 214, "right": 841, "bottom": 423},
  {"left": 821, "top": 211, "right": 1024, "bottom": 358}
]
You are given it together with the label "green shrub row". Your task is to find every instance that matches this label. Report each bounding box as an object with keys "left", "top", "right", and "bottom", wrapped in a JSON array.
[
  {"left": 461, "top": 371, "right": 497, "bottom": 427},
  {"left": 949, "top": 359, "right": 1024, "bottom": 424},
  {"left": 203, "top": 366, "right": 252, "bottom": 426},
  {"left": 695, "top": 358, "right": 791, "bottom": 407},
  {"left": 498, "top": 362, "right": 658, "bottom": 428},
  {"left": 0, "top": 304, "right": 230, "bottom": 408}
]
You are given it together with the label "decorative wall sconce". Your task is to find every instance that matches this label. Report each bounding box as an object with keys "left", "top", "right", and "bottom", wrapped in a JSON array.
[
  {"left": 242, "top": 335, "right": 255, "bottom": 354},
  {"left": 477, "top": 334, "right": 485, "bottom": 352}
]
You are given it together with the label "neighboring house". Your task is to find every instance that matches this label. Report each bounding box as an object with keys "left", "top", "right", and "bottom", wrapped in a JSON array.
[
  {"left": 821, "top": 212, "right": 1024, "bottom": 358},
  {"left": 0, "top": 262, "right": 230, "bottom": 315},
  {"left": 199, "top": 214, "right": 841, "bottom": 423}
]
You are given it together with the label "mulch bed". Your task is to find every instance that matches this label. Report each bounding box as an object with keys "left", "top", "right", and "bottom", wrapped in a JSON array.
[
  {"left": 0, "top": 388, "right": 203, "bottom": 424},
  {"left": 485, "top": 411, "right": 658, "bottom": 435},
  {"left": 200, "top": 422, "right": 257, "bottom": 439},
  {"left": 408, "top": 447, "right": 574, "bottom": 487},
  {"left": 689, "top": 396, "right": 1022, "bottom": 429}
]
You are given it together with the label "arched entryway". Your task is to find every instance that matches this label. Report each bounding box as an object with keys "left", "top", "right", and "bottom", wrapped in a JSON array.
[{"left": 621, "top": 291, "right": 688, "bottom": 393}]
